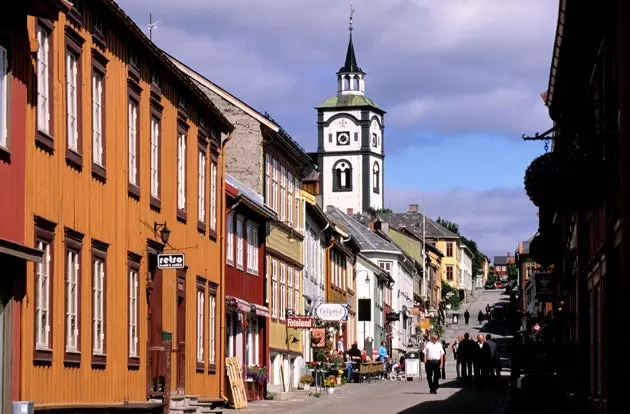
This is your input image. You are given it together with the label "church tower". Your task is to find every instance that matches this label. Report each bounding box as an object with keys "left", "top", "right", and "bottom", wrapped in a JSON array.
[{"left": 315, "top": 3, "right": 385, "bottom": 215}]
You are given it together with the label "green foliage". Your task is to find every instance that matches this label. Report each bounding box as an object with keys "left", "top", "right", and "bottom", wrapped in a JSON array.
[
  {"left": 436, "top": 217, "right": 486, "bottom": 280},
  {"left": 436, "top": 217, "right": 460, "bottom": 235},
  {"left": 487, "top": 273, "right": 498, "bottom": 283},
  {"left": 507, "top": 263, "right": 518, "bottom": 280},
  {"left": 367, "top": 207, "right": 393, "bottom": 217}
]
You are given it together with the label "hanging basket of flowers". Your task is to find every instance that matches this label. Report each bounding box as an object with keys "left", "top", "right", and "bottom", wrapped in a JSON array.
[{"left": 529, "top": 232, "right": 560, "bottom": 267}]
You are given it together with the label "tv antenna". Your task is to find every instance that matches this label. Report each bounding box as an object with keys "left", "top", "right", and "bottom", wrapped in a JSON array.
[{"left": 148, "top": 13, "right": 162, "bottom": 41}]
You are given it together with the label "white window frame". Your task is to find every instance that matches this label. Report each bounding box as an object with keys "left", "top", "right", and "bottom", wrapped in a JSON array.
[
  {"left": 65, "top": 50, "right": 79, "bottom": 152},
  {"left": 264, "top": 154, "right": 271, "bottom": 206},
  {"left": 294, "top": 178, "right": 301, "bottom": 231},
  {"left": 128, "top": 100, "right": 138, "bottom": 185},
  {"left": 226, "top": 212, "right": 234, "bottom": 265},
  {"left": 210, "top": 161, "right": 217, "bottom": 231},
  {"left": 209, "top": 292, "right": 216, "bottom": 363},
  {"left": 287, "top": 172, "right": 294, "bottom": 226},
  {"left": 280, "top": 264, "right": 286, "bottom": 320},
  {"left": 128, "top": 268, "right": 139, "bottom": 358},
  {"left": 150, "top": 116, "right": 160, "bottom": 198},
  {"left": 198, "top": 149, "right": 206, "bottom": 224},
  {"left": 236, "top": 215, "right": 244, "bottom": 270},
  {"left": 92, "top": 258, "right": 105, "bottom": 355},
  {"left": 246, "top": 222, "right": 259, "bottom": 275},
  {"left": 271, "top": 260, "right": 278, "bottom": 319},
  {"left": 272, "top": 159, "right": 279, "bottom": 212},
  {"left": 177, "top": 132, "right": 187, "bottom": 211},
  {"left": 92, "top": 70, "right": 104, "bottom": 166},
  {"left": 287, "top": 267, "right": 293, "bottom": 312},
  {"left": 35, "top": 239, "right": 51, "bottom": 350},
  {"left": 65, "top": 250, "right": 80, "bottom": 352},
  {"left": 36, "top": 26, "right": 51, "bottom": 135},
  {"left": 196, "top": 289, "right": 205, "bottom": 362},
  {"left": 294, "top": 270, "right": 300, "bottom": 315},
  {"left": 280, "top": 166, "right": 286, "bottom": 221}
]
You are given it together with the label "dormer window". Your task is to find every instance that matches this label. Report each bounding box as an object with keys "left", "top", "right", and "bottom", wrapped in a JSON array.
[{"left": 332, "top": 160, "right": 352, "bottom": 192}]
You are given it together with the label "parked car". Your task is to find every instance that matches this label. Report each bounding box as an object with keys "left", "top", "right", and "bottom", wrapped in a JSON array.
[
  {"left": 494, "top": 281, "right": 504, "bottom": 289},
  {"left": 485, "top": 281, "right": 496, "bottom": 289}
]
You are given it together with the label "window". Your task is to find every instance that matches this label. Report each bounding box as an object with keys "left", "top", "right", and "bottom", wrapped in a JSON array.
[
  {"left": 287, "top": 267, "right": 293, "bottom": 312},
  {"left": 294, "top": 178, "right": 301, "bottom": 230},
  {"left": 210, "top": 161, "right": 217, "bottom": 232},
  {"left": 280, "top": 166, "right": 286, "bottom": 221},
  {"left": 288, "top": 172, "right": 294, "bottom": 225},
  {"left": 196, "top": 279, "right": 206, "bottom": 369},
  {"left": 446, "top": 265, "right": 453, "bottom": 281},
  {"left": 91, "top": 68, "right": 105, "bottom": 170},
  {"left": 177, "top": 130, "right": 187, "bottom": 215},
  {"left": 208, "top": 284, "right": 217, "bottom": 367},
  {"left": 198, "top": 146, "right": 207, "bottom": 226},
  {"left": 236, "top": 215, "right": 244, "bottom": 269},
  {"left": 128, "top": 98, "right": 139, "bottom": 188},
  {"left": 265, "top": 154, "right": 271, "bottom": 206},
  {"left": 378, "top": 261, "right": 392, "bottom": 273},
  {"left": 373, "top": 162, "right": 380, "bottom": 193},
  {"left": 226, "top": 212, "right": 234, "bottom": 265},
  {"left": 271, "top": 260, "right": 278, "bottom": 319},
  {"left": 150, "top": 115, "right": 161, "bottom": 205},
  {"left": 0, "top": 45, "right": 9, "bottom": 148},
  {"left": 34, "top": 217, "right": 55, "bottom": 363},
  {"left": 247, "top": 318, "right": 260, "bottom": 366},
  {"left": 64, "top": 229, "right": 83, "bottom": 364},
  {"left": 91, "top": 242, "right": 108, "bottom": 365},
  {"left": 128, "top": 255, "right": 140, "bottom": 364},
  {"left": 272, "top": 158, "right": 279, "bottom": 212},
  {"left": 446, "top": 243, "right": 453, "bottom": 257},
  {"left": 294, "top": 270, "right": 300, "bottom": 314},
  {"left": 332, "top": 160, "right": 352, "bottom": 191},
  {"left": 36, "top": 24, "right": 52, "bottom": 139},
  {"left": 280, "top": 264, "right": 286, "bottom": 320},
  {"left": 66, "top": 49, "right": 80, "bottom": 153},
  {"left": 246, "top": 222, "right": 259, "bottom": 275}
]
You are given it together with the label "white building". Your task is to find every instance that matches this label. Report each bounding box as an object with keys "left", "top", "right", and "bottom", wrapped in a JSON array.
[
  {"left": 315, "top": 17, "right": 385, "bottom": 215},
  {"left": 326, "top": 206, "right": 415, "bottom": 359},
  {"left": 459, "top": 244, "right": 474, "bottom": 301},
  {"left": 355, "top": 254, "right": 391, "bottom": 352}
]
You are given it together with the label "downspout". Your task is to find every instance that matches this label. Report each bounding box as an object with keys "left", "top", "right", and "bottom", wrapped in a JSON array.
[{"left": 219, "top": 131, "right": 233, "bottom": 403}]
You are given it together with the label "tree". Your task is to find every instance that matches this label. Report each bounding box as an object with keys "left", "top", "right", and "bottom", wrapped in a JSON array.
[
  {"left": 436, "top": 217, "right": 485, "bottom": 281},
  {"left": 507, "top": 263, "right": 518, "bottom": 280},
  {"left": 366, "top": 207, "right": 393, "bottom": 217},
  {"left": 436, "top": 217, "right": 459, "bottom": 235}
]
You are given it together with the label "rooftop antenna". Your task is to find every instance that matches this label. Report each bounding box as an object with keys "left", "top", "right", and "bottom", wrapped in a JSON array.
[
  {"left": 148, "top": 13, "right": 162, "bottom": 41},
  {"left": 349, "top": 1, "right": 355, "bottom": 32}
]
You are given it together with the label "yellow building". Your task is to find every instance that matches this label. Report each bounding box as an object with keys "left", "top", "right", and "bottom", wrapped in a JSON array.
[{"left": 433, "top": 238, "right": 461, "bottom": 289}]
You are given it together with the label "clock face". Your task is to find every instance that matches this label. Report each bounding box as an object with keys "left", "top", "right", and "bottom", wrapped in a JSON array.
[
  {"left": 337, "top": 132, "right": 350, "bottom": 145},
  {"left": 372, "top": 133, "right": 378, "bottom": 147}
]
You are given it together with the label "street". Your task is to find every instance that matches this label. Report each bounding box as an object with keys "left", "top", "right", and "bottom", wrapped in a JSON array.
[{"left": 232, "top": 290, "right": 513, "bottom": 414}]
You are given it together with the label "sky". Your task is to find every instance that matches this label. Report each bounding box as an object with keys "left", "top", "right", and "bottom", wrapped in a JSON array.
[{"left": 117, "top": 0, "right": 558, "bottom": 260}]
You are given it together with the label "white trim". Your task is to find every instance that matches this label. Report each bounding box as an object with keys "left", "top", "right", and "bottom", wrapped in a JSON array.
[
  {"left": 209, "top": 292, "right": 216, "bottom": 363},
  {"left": 65, "top": 250, "right": 80, "bottom": 352},
  {"left": 236, "top": 215, "right": 244, "bottom": 269},
  {"left": 92, "top": 71, "right": 104, "bottom": 166},
  {"left": 36, "top": 26, "right": 51, "bottom": 135},
  {"left": 198, "top": 149, "right": 207, "bottom": 223},
  {"left": 128, "top": 100, "right": 138, "bottom": 185},
  {"left": 128, "top": 269, "right": 139, "bottom": 358},
  {"left": 226, "top": 212, "right": 234, "bottom": 265},
  {"left": 35, "top": 239, "right": 51, "bottom": 350},
  {"left": 65, "top": 50, "right": 79, "bottom": 152},
  {"left": 92, "top": 258, "right": 105, "bottom": 355},
  {"left": 177, "top": 132, "right": 187, "bottom": 210},
  {"left": 196, "top": 289, "right": 205, "bottom": 362}
]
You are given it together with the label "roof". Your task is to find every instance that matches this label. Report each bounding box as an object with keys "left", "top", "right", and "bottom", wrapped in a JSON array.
[
  {"left": 354, "top": 212, "right": 459, "bottom": 240},
  {"left": 316, "top": 94, "right": 383, "bottom": 112},
  {"left": 165, "top": 54, "right": 279, "bottom": 132},
  {"left": 100, "top": 1, "right": 232, "bottom": 132},
  {"left": 374, "top": 229, "right": 417, "bottom": 275},
  {"left": 357, "top": 253, "right": 394, "bottom": 284},
  {"left": 338, "top": 33, "right": 364, "bottom": 74},
  {"left": 493, "top": 256, "right": 508, "bottom": 266},
  {"left": 305, "top": 201, "right": 329, "bottom": 228},
  {"left": 326, "top": 206, "right": 399, "bottom": 254},
  {"left": 226, "top": 174, "right": 276, "bottom": 220}
]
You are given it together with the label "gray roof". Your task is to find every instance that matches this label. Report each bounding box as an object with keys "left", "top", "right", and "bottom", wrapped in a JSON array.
[
  {"left": 353, "top": 212, "right": 459, "bottom": 240},
  {"left": 493, "top": 256, "right": 508, "bottom": 266},
  {"left": 326, "top": 206, "right": 400, "bottom": 253},
  {"left": 521, "top": 234, "right": 535, "bottom": 254}
]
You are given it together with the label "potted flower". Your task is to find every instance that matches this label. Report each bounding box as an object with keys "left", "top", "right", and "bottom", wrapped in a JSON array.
[
  {"left": 337, "top": 369, "right": 344, "bottom": 385},
  {"left": 299, "top": 375, "right": 314, "bottom": 391},
  {"left": 323, "top": 375, "right": 337, "bottom": 395},
  {"left": 245, "top": 365, "right": 267, "bottom": 401}
]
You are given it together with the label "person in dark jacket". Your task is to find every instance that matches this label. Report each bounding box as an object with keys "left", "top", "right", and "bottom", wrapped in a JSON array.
[
  {"left": 478, "top": 310, "right": 485, "bottom": 325},
  {"left": 474, "top": 333, "right": 493, "bottom": 391},
  {"left": 459, "top": 332, "right": 474, "bottom": 381},
  {"left": 464, "top": 309, "right": 470, "bottom": 325},
  {"left": 486, "top": 334, "right": 502, "bottom": 379}
]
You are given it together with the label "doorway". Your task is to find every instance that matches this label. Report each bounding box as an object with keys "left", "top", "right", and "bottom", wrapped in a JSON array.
[
  {"left": 147, "top": 252, "right": 165, "bottom": 396},
  {"left": 176, "top": 269, "right": 186, "bottom": 393}
]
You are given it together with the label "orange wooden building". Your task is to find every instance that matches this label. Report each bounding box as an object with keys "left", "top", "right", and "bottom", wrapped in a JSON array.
[{"left": 18, "top": 1, "right": 233, "bottom": 411}]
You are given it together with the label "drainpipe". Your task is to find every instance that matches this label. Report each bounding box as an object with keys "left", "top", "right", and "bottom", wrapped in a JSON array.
[{"left": 219, "top": 131, "right": 233, "bottom": 403}]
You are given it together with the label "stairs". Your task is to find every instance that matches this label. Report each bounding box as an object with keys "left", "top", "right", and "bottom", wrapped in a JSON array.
[{"left": 168, "top": 395, "right": 223, "bottom": 414}]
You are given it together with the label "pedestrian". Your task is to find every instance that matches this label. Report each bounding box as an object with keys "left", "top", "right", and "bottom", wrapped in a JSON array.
[
  {"left": 423, "top": 333, "right": 445, "bottom": 394},
  {"left": 474, "top": 333, "right": 492, "bottom": 392},
  {"left": 486, "top": 334, "right": 502, "bottom": 379},
  {"left": 478, "top": 310, "right": 485, "bottom": 325},
  {"left": 378, "top": 340, "right": 388, "bottom": 379},
  {"left": 453, "top": 336, "right": 463, "bottom": 379},
  {"left": 464, "top": 309, "right": 470, "bottom": 325},
  {"left": 441, "top": 340, "right": 448, "bottom": 379},
  {"left": 460, "top": 333, "right": 474, "bottom": 381}
]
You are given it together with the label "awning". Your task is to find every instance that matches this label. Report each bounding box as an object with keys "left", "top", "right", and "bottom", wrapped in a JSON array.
[
  {"left": 226, "top": 296, "right": 269, "bottom": 318},
  {"left": 0, "top": 238, "right": 44, "bottom": 263}
]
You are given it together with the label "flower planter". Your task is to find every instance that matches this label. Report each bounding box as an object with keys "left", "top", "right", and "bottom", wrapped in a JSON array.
[
  {"left": 326, "top": 388, "right": 335, "bottom": 395},
  {"left": 245, "top": 381, "right": 264, "bottom": 401},
  {"left": 336, "top": 377, "right": 342, "bottom": 385}
]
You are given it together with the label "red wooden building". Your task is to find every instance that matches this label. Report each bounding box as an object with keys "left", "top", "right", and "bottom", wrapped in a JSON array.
[{"left": 224, "top": 174, "right": 275, "bottom": 400}]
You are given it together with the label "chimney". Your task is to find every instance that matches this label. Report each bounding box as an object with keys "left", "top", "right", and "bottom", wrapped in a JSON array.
[
  {"left": 368, "top": 219, "right": 381, "bottom": 231},
  {"left": 346, "top": 208, "right": 354, "bottom": 215},
  {"left": 408, "top": 204, "right": 419, "bottom": 213},
  {"left": 381, "top": 222, "right": 389, "bottom": 234},
  {"left": 506, "top": 252, "right": 511, "bottom": 257}
]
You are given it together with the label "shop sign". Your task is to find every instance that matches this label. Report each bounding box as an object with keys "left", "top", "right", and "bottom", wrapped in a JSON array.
[{"left": 287, "top": 317, "right": 313, "bottom": 329}]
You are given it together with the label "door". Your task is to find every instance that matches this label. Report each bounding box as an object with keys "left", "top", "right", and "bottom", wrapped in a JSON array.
[
  {"left": 147, "top": 253, "right": 165, "bottom": 395},
  {"left": 0, "top": 298, "right": 4, "bottom": 414},
  {"left": 176, "top": 270, "right": 186, "bottom": 393}
]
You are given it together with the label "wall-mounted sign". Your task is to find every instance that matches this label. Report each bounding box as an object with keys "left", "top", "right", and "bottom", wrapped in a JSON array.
[
  {"left": 314, "top": 303, "right": 348, "bottom": 321},
  {"left": 287, "top": 317, "right": 313, "bottom": 329},
  {"left": 386, "top": 311, "right": 400, "bottom": 322},
  {"left": 535, "top": 272, "right": 556, "bottom": 302},
  {"left": 311, "top": 328, "right": 326, "bottom": 347},
  {"left": 157, "top": 253, "right": 185, "bottom": 269}
]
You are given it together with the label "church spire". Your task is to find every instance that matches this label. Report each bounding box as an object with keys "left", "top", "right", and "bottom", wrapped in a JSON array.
[{"left": 337, "top": 1, "right": 365, "bottom": 96}]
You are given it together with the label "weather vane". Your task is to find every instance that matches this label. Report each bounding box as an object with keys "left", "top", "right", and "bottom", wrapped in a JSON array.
[{"left": 349, "top": 1, "right": 355, "bottom": 32}]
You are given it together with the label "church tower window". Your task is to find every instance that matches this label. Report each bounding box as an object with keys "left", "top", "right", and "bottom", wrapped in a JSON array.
[
  {"left": 333, "top": 160, "right": 352, "bottom": 192},
  {"left": 373, "top": 162, "right": 380, "bottom": 193}
]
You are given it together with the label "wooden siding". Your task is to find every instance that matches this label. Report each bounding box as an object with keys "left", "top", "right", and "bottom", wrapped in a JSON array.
[
  {"left": 266, "top": 227, "right": 300, "bottom": 263},
  {"left": 21, "top": 7, "right": 227, "bottom": 405}
]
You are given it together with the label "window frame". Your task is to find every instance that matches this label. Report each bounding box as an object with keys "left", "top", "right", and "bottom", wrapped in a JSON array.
[
  {"left": 127, "top": 83, "right": 141, "bottom": 198},
  {"left": 149, "top": 103, "right": 162, "bottom": 210},
  {"left": 64, "top": 228, "right": 84, "bottom": 365},
  {"left": 280, "top": 166, "right": 286, "bottom": 221},
  {"left": 226, "top": 212, "right": 234, "bottom": 265},
  {"left": 264, "top": 154, "right": 271, "bottom": 206},
  {"left": 196, "top": 277, "right": 206, "bottom": 371},
  {"left": 446, "top": 265, "right": 454, "bottom": 281},
  {"left": 272, "top": 158, "right": 279, "bottom": 212},
  {"left": 35, "top": 20, "right": 55, "bottom": 152},
  {"left": 332, "top": 159, "right": 353, "bottom": 192},
  {"left": 91, "top": 240, "right": 108, "bottom": 367},
  {"left": 91, "top": 52, "right": 108, "bottom": 181},
  {"left": 209, "top": 156, "right": 218, "bottom": 237},
  {"left": 176, "top": 122, "right": 188, "bottom": 221},
  {"left": 197, "top": 139, "right": 207, "bottom": 232},
  {"left": 236, "top": 215, "right": 244, "bottom": 270},
  {"left": 127, "top": 252, "right": 141, "bottom": 368},
  {"left": 34, "top": 217, "right": 56, "bottom": 364},
  {"left": 208, "top": 282, "right": 217, "bottom": 372},
  {"left": 279, "top": 263, "right": 286, "bottom": 320},
  {"left": 372, "top": 161, "right": 380, "bottom": 194},
  {"left": 271, "top": 259, "right": 279, "bottom": 319},
  {"left": 287, "top": 267, "right": 293, "bottom": 312},
  {"left": 64, "top": 30, "right": 84, "bottom": 169}
]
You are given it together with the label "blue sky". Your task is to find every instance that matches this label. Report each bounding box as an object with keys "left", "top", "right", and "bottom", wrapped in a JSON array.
[{"left": 117, "top": 0, "right": 558, "bottom": 259}]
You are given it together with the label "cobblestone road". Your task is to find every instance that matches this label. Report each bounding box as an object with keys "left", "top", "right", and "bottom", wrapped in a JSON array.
[{"left": 228, "top": 290, "right": 514, "bottom": 414}]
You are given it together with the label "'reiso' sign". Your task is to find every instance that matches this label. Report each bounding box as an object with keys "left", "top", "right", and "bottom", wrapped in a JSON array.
[{"left": 157, "top": 253, "right": 185, "bottom": 269}]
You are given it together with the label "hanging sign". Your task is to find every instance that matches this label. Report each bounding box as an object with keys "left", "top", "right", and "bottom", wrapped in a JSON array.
[
  {"left": 157, "top": 253, "right": 185, "bottom": 269},
  {"left": 314, "top": 303, "right": 348, "bottom": 321}
]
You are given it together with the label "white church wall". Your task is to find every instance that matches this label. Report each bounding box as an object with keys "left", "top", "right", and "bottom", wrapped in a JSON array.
[
  {"left": 323, "top": 109, "right": 362, "bottom": 123},
  {"left": 322, "top": 154, "right": 363, "bottom": 214},
  {"left": 323, "top": 114, "right": 362, "bottom": 152},
  {"left": 369, "top": 155, "right": 384, "bottom": 210}
]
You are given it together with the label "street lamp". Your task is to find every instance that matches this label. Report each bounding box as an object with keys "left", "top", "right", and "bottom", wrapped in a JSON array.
[{"left": 153, "top": 221, "right": 171, "bottom": 244}]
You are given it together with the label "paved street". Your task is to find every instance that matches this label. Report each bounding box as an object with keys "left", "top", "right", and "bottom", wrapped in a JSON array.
[{"left": 231, "top": 290, "right": 513, "bottom": 414}]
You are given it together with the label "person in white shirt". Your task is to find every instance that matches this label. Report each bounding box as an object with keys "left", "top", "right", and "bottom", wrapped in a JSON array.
[{"left": 423, "top": 333, "right": 445, "bottom": 394}]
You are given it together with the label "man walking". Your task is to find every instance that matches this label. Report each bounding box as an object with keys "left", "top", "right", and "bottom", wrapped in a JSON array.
[
  {"left": 486, "top": 334, "right": 502, "bottom": 380},
  {"left": 464, "top": 310, "right": 470, "bottom": 325},
  {"left": 460, "top": 332, "right": 474, "bottom": 381},
  {"left": 423, "top": 333, "right": 445, "bottom": 394},
  {"left": 453, "top": 336, "right": 463, "bottom": 379},
  {"left": 474, "top": 333, "right": 492, "bottom": 392}
]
